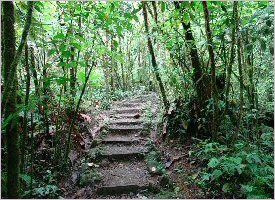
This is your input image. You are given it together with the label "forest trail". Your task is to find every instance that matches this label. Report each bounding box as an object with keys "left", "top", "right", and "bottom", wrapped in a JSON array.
[{"left": 89, "top": 93, "right": 161, "bottom": 198}]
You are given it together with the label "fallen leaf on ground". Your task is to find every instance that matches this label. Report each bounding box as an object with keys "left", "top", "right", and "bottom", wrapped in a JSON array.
[
  {"left": 69, "top": 150, "right": 78, "bottom": 164},
  {"left": 80, "top": 113, "right": 92, "bottom": 123}
]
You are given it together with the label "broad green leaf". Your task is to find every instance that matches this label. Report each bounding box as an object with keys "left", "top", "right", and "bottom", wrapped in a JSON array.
[
  {"left": 69, "top": 61, "right": 77, "bottom": 68},
  {"left": 133, "top": 15, "right": 139, "bottom": 22},
  {"left": 202, "top": 173, "right": 210, "bottom": 181},
  {"left": 59, "top": 62, "right": 67, "bottom": 68},
  {"left": 222, "top": 183, "right": 231, "bottom": 193},
  {"left": 113, "top": 40, "right": 119, "bottom": 48},
  {"left": 79, "top": 61, "right": 87, "bottom": 68},
  {"left": 34, "top": 3, "right": 43, "bottom": 13},
  {"left": 72, "top": 42, "right": 81, "bottom": 51},
  {"left": 53, "top": 33, "right": 65, "bottom": 40},
  {"left": 208, "top": 158, "right": 219, "bottom": 168},
  {"left": 75, "top": 35, "right": 85, "bottom": 42},
  {"left": 124, "top": 13, "right": 132, "bottom": 19},
  {"left": 78, "top": 71, "right": 86, "bottom": 83},
  {"left": 161, "top": 2, "right": 166, "bottom": 12},
  {"left": 211, "top": 169, "right": 223, "bottom": 180},
  {"left": 62, "top": 50, "right": 71, "bottom": 58},
  {"left": 20, "top": 174, "right": 32, "bottom": 185},
  {"left": 56, "top": 77, "right": 71, "bottom": 85},
  {"left": 117, "top": 25, "right": 123, "bottom": 36},
  {"left": 183, "top": 13, "right": 190, "bottom": 25},
  {"left": 49, "top": 49, "right": 56, "bottom": 56}
]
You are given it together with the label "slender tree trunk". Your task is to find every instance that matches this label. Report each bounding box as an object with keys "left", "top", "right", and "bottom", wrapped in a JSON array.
[
  {"left": 111, "top": 35, "right": 116, "bottom": 92},
  {"left": 20, "top": 44, "right": 31, "bottom": 173},
  {"left": 30, "top": 113, "right": 34, "bottom": 196},
  {"left": 30, "top": 47, "right": 42, "bottom": 114},
  {"left": 119, "top": 37, "right": 125, "bottom": 91},
  {"left": 151, "top": 1, "right": 158, "bottom": 24},
  {"left": 225, "top": 2, "right": 238, "bottom": 112},
  {"left": 65, "top": 61, "right": 95, "bottom": 164},
  {"left": 236, "top": 7, "right": 243, "bottom": 142},
  {"left": 142, "top": 2, "right": 168, "bottom": 110},
  {"left": 202, "top": 1, "right": 218, "bottom": 137},
  {"left": 245, "top": 31, "right": 255, "bottom": 109},
  {"left": 42, "top": 49, "right": 50, "bottom": 135},
  {"left": 70, "top": 46, "right": 76, "bottom": 98},
  {"left": 3, "top": 2, "right": 34, "bottom": 198}
]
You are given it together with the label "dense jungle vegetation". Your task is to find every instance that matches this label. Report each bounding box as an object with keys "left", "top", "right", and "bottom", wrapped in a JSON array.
[{"left": 1, "top": 1, "right": 274, "bottom": 199}]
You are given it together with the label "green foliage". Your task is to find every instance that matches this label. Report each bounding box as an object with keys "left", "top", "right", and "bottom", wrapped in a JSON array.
[
  {"left": 21, "top": 170, "right": 61, "bottom": 198},
  {"left": 32, "top": 185, "right": 59, "bottom": 198},
  {"left": 155, "top": 189, "right": 180, "bottom": 199},
  {"left": 166, "top": 99, "right": 189, "bottom": 141},
  {"left": 3, "top": 1, "right": 273, "bottom": 198},
  {"left": 192, "top": 127, "right": 274, "bottom": 198},
  {"left": 145, "top": 142, "right": 166, "bottom": 175},
  {"left": 80, "top": 168, "right": 102, "bottom": 187}
]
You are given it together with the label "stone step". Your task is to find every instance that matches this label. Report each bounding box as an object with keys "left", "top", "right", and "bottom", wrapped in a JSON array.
[
  {"left": 112, "top": 102, "right": 144, "bottom": 108},
  {"left": 95, "top": 133, "right": 144, "bottom": 144},
  {"left": 91, "top": 144, "right": 149, "bottom": 160},
  {"left": 110, "top": 113, "right": 142, "bottom": 119},
  {"left": 125, "top": 99, "right": 148, "bottom": 104},
  {"left": 108, "top": 119, "right": 144, "bottom": 126},
  {"left": 95, "top": 161, "right": 154, "bottom": 195},
  {"left": 111, "top": 108, "right": 144, "bottom": 114},
  {"left": 108, "top": 125, "right": 144, "bottom": 134}
]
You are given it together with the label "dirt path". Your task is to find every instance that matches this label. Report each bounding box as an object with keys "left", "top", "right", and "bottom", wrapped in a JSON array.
[{"left": 66, "top": 93, "right": 162, "bottom": 198}]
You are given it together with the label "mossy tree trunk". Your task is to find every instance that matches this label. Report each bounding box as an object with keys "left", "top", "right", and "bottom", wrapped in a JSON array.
[
  {"left": 3, "top": 3, "right": 18, "bottom": 197},
  {"left": 3, "top": 1, "right": 34, "bottom": 198},
  {"left": 202, "top": 2, "right": 219, "bottom": 138},
  {"left": 174, "top": 1, "right": 211, "bottom": 137},
  {"left": 174, "top": 2, "right": 211, "bottom": 106},
  {"left": 20, "top": 44, "right": 31, "bottom": 174},
  {"left": 225, "top": 2, "right": 238, "bottom": 112},
  {"left": 236, "top": 3, "right": 243, "bottom": 142},
  {"left": 30, "top": 47, "right": 42, "bottom": 114}
]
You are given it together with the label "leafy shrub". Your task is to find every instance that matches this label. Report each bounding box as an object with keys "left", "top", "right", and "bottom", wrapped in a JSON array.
[
  {"left": 166, "top": 99, "right": 189, "bottom": 140},
  {"left": 33, "top": 185, "right": 59, "bottom": 198},
  {"left": 146, "top": 142, "right": 166, "bottom": 175},
  {"left": 192, "top": 127, "right": 273, "bottom": 198},
  {"left": 22, "top": 170, "right": 61, "bottom": 198}
]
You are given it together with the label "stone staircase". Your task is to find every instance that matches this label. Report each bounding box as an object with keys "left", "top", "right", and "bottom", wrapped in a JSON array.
[{"left": 90, "top": 93, "right": 160, "bottom": 198}]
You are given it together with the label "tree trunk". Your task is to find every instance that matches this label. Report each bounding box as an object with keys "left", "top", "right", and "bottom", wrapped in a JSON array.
[
  {"left": 111, "top": 35, "right": 116, "bottom": 92},
  {"left": 30, "top": 47, "right": 42, "bottom": 114},
  {"left": 20, "top": 44, "right": 31, "bottom": 174},
  {"left": 225, "top": 2, "right": 238, "bottom": 112},
  {"left": 245, "top": 31, "right": 255, "bottom": 109},
  {"left": 70, "top": 46, "right": 76, "bottom": 98},
  {"left": 174, "top": 1, "right": 211, "bottom": 130},
  {"left": 3, "top": 2, "right": 34, "bottom": 198},
  {"left": 236, "top": 5, "right": 243, "bottom": 142},
  {"left": 174, "top": 1, "right": 210, "bottom": 101},
  {"left": 42, "top": 49, "right": 50, "bottom": 135},
  {"left": 119, "top": 37, "right": 125, "bottom": 91},
  {"left": 202, "top": 1, "right": 218, "bottom": 137},
  {"left": 142, "top": 2, "right": 168, "bottom": 110},
  {"left": 151, "top": 1, "right": 158, "bottom": 24},
  {"left": 65, "top": 61, "right": 95, "bottom": 164}
]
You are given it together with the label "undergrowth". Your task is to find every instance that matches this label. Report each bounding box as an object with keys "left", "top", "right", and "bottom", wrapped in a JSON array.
[{"left": 190, "top": 125, "right": 274, "bottom": 198}]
